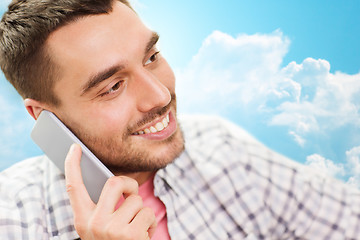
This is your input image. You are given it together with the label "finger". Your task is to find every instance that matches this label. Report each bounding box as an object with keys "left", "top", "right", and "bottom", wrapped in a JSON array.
[
  {"left": 113, "top": 194, "right": 144, "bottom": 224},
  {"left": 130, "top": 207, "right": 157, "bottom": 238},
  {"left": 95, "top": 176, "right": 139, "bottom": 214},
  {"left": 148, "top": 219, "right": 157, "bottom": 239},
  {"left": 64, "top": 144, "right": 94, "bottom": 216}
]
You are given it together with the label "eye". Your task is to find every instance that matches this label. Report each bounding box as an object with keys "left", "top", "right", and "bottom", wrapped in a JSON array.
[
  {"left": 145, "top": 51, "right": 160, "bottom": 66},
  {"left": 100, "top": 80, "right": 123, "bottom": 97}
]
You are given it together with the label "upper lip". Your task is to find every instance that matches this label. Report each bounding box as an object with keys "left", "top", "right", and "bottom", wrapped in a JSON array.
[{"left": 132, "top": 110, "right": 170, "bottom": 133}]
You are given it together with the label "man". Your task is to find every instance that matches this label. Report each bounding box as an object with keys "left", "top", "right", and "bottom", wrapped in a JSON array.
[{"left": 0, "top": 0, "right": 359, "bottom": 239}]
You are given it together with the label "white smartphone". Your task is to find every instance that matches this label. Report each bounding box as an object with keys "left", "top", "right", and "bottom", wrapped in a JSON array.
[{"left": 31, "top": 110, "right": 114, "bottom": 203}]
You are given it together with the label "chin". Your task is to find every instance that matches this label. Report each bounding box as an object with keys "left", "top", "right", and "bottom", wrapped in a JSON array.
[{"left": 104, "top": 126, "right": 185, "bottom": 174}]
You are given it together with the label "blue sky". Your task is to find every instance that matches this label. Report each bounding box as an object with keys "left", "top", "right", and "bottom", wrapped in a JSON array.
[{"left": 1, "top": 0, "right": 360, "bottom": 186}]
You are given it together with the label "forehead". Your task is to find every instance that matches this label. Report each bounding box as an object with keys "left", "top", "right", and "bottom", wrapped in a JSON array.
[{"left": 46, "top": 1, "right": 150, "bottom": 80}]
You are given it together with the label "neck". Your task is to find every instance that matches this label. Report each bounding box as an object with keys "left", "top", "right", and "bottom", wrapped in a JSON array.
[{"left": 115, "top": 171, "right": 155, "bottom": 186}]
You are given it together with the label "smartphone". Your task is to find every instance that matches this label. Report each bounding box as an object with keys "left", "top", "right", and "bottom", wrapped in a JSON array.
[{"left": 31, "top": 110, "right": 114, "bottom": 203}]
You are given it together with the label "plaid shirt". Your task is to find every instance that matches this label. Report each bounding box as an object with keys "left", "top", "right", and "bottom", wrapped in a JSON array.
[{"left": 0, "top": 115, "right": 359, "bottom": 239}]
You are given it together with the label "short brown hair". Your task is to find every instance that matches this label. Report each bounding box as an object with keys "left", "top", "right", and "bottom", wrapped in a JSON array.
[{"left": 0, "top": 0, "right": 132, "bottom": 106}]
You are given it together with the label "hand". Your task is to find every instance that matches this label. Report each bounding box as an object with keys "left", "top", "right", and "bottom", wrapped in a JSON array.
[{"left": 64, "top": 144, "right": 157, "bottom": 240}]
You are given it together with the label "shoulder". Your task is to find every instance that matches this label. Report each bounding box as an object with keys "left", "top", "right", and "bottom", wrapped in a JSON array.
[
  {"left": 0, "top": 155, "right": 66, "bottom": 208},
  {"left": 0, "top": 156, "right": 78, "bottom": 239},
  {"left": 0, "top": 154, "right": 68, "bottom": 201},
  {"left": 176, "top": 114, "right": 311, "bottom": 191},
  {"left": 178, "top": 114, "right": 263, "bottom": 164},
  {"left": 0, "top": 156, "right": 48, "bottom": 195},
  {"left": 1, "top": 155, "right": 47, "bottom": 175},
  {"left": 179, "top": 114, "right": 259, "bottom": 146},
  {"left": 179, "top": 114, "right": 303, "bottom": 167}
]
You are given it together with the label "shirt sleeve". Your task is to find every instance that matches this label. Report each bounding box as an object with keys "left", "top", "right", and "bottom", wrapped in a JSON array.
[
  {"left": 247, "top": 146, "right": 360, "bottom": 239},
  {"left": 215, "top": 116, "right": 360, "bottom": 239}
]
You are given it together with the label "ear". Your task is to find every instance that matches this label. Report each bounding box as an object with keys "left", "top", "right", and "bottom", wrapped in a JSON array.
[{"left": 24, "top": 98, "right": 48, "bottom": 120}]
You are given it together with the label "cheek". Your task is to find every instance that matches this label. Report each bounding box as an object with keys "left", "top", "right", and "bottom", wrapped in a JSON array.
[{"left": 83, "top": 102, "right": 133, "bottom": 136}]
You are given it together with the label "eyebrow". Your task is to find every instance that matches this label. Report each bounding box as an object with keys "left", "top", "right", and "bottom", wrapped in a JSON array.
[
  {"left": 81, "top": 31, "right": 160, "bottom": 96},
  {"left": 81, "top": 65, "right": 124, "bottom": 96},
  {"left": 145, "top": 31, "right": 160, "bottom": 55}
]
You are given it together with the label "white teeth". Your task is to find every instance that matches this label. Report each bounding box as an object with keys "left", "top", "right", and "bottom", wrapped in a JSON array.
[
  {"left": 155, "top": 122, "right": 165, "bottom": 131},
  {"left": 136, "top": 113, "right": 170, "bottom": 135},
  {"left": 162, "top": 118, "right": 168, "bottom": 128},
  {"left": 150, "top": 126, "right": 157, "bottom": 133}
]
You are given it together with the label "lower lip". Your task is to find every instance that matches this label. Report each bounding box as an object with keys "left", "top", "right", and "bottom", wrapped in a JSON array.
[{"left": 133, "top": 111, "right": 177, "bottom": 141}]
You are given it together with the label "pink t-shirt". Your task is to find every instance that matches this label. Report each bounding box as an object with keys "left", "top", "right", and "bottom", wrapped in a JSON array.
[
  {"left": 139, "top": 176, "right": 170, "bottom": 239},
  {"left": 115, "top": 176, "right": 170, "bottom": 239}
]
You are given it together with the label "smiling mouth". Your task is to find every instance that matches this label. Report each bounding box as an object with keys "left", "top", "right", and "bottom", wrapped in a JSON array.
[{"left": 132, "top": 112, "right": 170, "bottom": 135}]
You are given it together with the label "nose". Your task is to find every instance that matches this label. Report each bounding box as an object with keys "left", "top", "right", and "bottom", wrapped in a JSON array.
[{"left": 133, "top": 68, "right": 171, "bottom": 113}]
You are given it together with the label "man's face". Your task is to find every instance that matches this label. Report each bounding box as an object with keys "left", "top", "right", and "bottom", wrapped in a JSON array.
[{"left": 46, "top": 2, "right": 184, "bottom": 174}]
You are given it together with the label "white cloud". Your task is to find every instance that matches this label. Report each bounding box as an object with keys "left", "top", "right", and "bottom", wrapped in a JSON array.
[
  {"left": 289, "top": 131, "right": 306, "bottom": 147},
  {"left": 305, "top": 146, "right": 360, "bottom": 188},
  {"left": 346, "top": 176, "right": 360, "bottom": 189},
  {"left": 305, "top": 154, "right": 345, "bottom": 179},
  {"left": 346, "top": 146, "right": 360, "bottom": 178},
  {"left": 272, "top": 59, "right": 360, "bottom": 133},
  {"left": 177, "top": 30, "right": 291, "bottom": 113},
  {"left": 177, "top": 30, "right": 360, "bottom": 147}
]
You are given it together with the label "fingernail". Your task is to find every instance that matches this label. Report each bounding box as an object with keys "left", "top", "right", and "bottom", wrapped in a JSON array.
[{"left": 69, "top": 143, "right": 78, "bottom": 154}]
